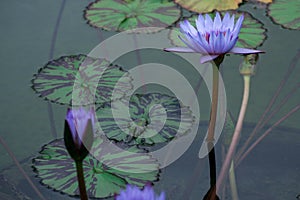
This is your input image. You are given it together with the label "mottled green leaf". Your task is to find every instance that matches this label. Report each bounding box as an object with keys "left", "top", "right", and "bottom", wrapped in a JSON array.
[
  {"left": 33, "top": 136, "right": 159, "bottom": 198},
  {"left": 97, "top": 93, "right": 194, "bottom": 145},
  {"left": 84, "top": 0, "right": 181, "bottom": 32},
  {"left": 174, "top": 0, "right": 242, "bottom": 13},
  {"left": 168, "top": 11, "right": 266, "bottom": 49},
  {"left": 32, "top": 54, "right": 133, "bottom": 105},
  {"left": 268, "top": 0, "right": 300, "bottom": 30}
]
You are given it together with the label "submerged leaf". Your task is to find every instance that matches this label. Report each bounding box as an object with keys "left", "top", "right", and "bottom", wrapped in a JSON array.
[
  {"left": 33, "top": 136, "right": 159, "bottom": 198},
  {"left": 168, "top": 11, "right": 267, "bottom": 49},
  {"left": 97, "top": 93, "right": 194, "bottom": 145},
  {"left": 84, "top": 0, "right": 181, "bottom": 32},
  {"left": 268, "top": 0, "right": 300, "bottom": 30},
  {"left": 174, "top": 0, "right": 242, "bottom": 13},
  {"left": 32, "top": 54, "right": 133, "bottom": 105}
]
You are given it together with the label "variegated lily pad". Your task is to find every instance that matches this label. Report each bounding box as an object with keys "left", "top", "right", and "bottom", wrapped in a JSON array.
[
  {"left": 32, "top": 54, "right": 133, "bottom": 105},
  {"left": 84, "top": 0, "right": 181, "bottom": 32},
  {"left": 168, "top": 11, "right": 267, "bottom": 49},
  {"left": 33, "top": 136, "right": 159, "bottom": 198},
  {"left": 247, "top": 0, "right": 272, "bottom": 3},
  {"left": 97, "top": 93, "right": 194, "bottom": 145},
  {"left": 268, "top": 0, "right": 300, "bottom": 30},
  {"left": 174, "top": 0, "right": 242, "bottom": 13}
]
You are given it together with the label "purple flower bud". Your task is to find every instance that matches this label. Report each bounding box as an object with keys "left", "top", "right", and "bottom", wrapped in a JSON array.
[{"left": 64, "top": 107, "right": 95, "bottom": 161}]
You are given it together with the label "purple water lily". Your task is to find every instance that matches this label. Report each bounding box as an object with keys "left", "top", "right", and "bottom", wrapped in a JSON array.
[
  {"left": 66, "top": 107, "right": 95, "bottom": 147},
  {"left": 116, "top": 184, "right": 165, "bottom": 200},
  {"left": 165, "top": 12, "right": 263, "bottom": 63},
  {"left": 64, "top": 107, "right": 95, "bottom": 161}
]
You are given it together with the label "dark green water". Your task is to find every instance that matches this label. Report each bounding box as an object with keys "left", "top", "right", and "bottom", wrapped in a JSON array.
[{"left": 0, "top": 0, "right": 299, "bottom": 199}]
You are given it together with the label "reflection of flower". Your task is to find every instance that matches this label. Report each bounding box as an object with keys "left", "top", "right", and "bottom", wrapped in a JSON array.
[
  {"left": 64, "top": 107, "right": 95, "bottom": 161},
  {"left": 165, "top": 12, "right": 263, "bottom": 63},
  {"left": 116, "top": 184, "right": 165, "bottom": 200}
]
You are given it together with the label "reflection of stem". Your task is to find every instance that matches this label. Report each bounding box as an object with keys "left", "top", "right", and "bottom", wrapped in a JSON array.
[
  {"left": 216, "top": 75, "right": 250, "bottom": 192},
  {"left": 47, "top": 0, "right": 67, "bottom": 138},
  {"left": 75, "top": 161, "right": 88, "bottom": 200},
  {"left": 235, "top": 50, "right": 300, "bottom": 162},
  {"left": 236, "top": 104, "right": 300, "bottom": 166},
  {"left": 229, "top": 161, "right": 238, "bottom": 200},
  {"left": 0, "top": 136, "right": 46, "bottom": 200}
]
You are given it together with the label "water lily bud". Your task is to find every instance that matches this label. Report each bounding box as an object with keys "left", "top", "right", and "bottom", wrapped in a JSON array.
[
  {"left": 64, "top": 107, "right": 95, "bottom": 162},
  {"left": 239, "top": 54, "right": 259, "bottom": 76}
]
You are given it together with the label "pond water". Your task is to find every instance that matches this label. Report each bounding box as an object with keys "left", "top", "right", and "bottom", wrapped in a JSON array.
[{"left": 0, "top": 0, "right": 299, "bottom": 200}]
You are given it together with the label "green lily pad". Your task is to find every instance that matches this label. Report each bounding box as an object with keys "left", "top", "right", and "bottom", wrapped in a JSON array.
[
  {"left": 32, "top": 54, "right": 133, "bottom": 106},
  {"left": 247, "top": 0, "right": 272, "bottom": 3},
  {"left": 168, "top": 11, "right": 267, "bottom": 49},
  {"left": 174, "top": 0, "right": 242, "bottom": 13},
  {"left": 268, "top": 0, "right": 300, "bottom": 30},
  {"left": 97, "top": 93, "right": 194, "bottom": 145},
  {"left": 33, "top": 136, "right": 159, "bottom": 198},
  {"left": 84, "top": 0, "right": 181, "bottom": 32}
]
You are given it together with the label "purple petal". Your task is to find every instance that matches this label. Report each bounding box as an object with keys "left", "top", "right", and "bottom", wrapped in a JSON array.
[
  {"left": 222, "top": 12, "right": 230, "bottom": 28},
  {"left": 214, "top": 32, "right": 224, "bottom": 54},
  {"left": 213, "top": 12, "right": 222, "bottom": 30},
  {"left": 200, "top": 55, "right": 219, "bottom": 64},
  {"left": 180, "top": 20, "right": 197, "bottom": 36},
  {"left": 228, "top": 15, "right": 235, "bottom": 31},
  {"left": 196, "top": 15, "right": 205, "bottom": 33},
  {"left": 205, "top": 14, "right": 213, "bottom": 31},
  {"left": 209, "top": 31, "right": 216, "bottom": 53},
  {"left": 233, "top": 14, "right": 244, "bottom": 34},
  {"left": 229, "top": 47, "right": 264, "bottom": 54},
  {"left": 164, "top": 47, "right": 195, "bottom": 53},
  {"left": 224, "top": 36, "right": 238, "bottom": 53}
]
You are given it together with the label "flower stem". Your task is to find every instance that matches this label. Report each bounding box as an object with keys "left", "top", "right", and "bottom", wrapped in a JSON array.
[
  {"left": 203, "top": 56, "right": 223, "bottom": 200},
  {"left": 75, "top": 161, "right": 88, "bottom": 200},
  {"left": 235, "top": 50, "right": 300, "bottom": 163},
  {"left": 216, "top": 75, "right": 251, "bottom": 192}
]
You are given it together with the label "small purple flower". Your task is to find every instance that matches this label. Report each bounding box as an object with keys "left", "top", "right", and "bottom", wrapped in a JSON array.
[
  {"left": 116, "top": 184, "right": 165, "bottom": 200},
  {"left": 64, "top": 107, "right": 95, "bottom": 161},
  {"left": 165, "top": 12, "right": 263, "bottom": 63}
]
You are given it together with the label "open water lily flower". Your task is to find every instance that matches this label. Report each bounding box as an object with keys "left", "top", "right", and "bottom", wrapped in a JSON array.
[
  {"left": 116, "top": 184, "right": 165, "bottom": 200},
  {"left": 165, "top": 12, "right": 264, "bottom": 63}
]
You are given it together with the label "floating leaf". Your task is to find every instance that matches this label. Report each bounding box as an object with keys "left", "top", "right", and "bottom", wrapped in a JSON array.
[
  {"left": 84, "top": 0, "right": 181, "bottom": 32},
  {"left": 168, "top": 11, "right": 267, "bottom": 49},
  {"left": 174, "top": 0, "right": 242, "bottom": 13},
  {"left": 32, "top": 54, "right": 133, "bottom": 105},
  {"left": 268, "top": 0, "right": 300, "bottom": 30},
  {"left": 97, "top": 93, "right": 194, "bottom": 145},
  {"left": 247, "top": 0, "right": 272, "bottom": 3},
  {"left": 33, "top": 136, "right": 159, "bottom": 198}
]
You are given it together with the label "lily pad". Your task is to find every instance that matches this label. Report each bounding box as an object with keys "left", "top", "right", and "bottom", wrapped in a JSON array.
[
  {"left": 97, "top": 93, "right": 194, "bottom": 145},
  {"left": 247, "top": 0, "right": 272, "bottom": 3},
  {"left": 174, "top": 0, "right": 242, "bottom": 13},
  {"left": 168, "top": 11, "right": 267, "bottom": 49},
  {"left": 268, "top": 0, "right": 300, "bottom": 30},
  {"left": 33, "top": 136, "right": 159, "bottom": 198},
  {"left": 32, "top": 54, "right": 133, "bottom": 105},
  {"left": 84, "top": 0, "right": 181, "bottom": 32}
]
